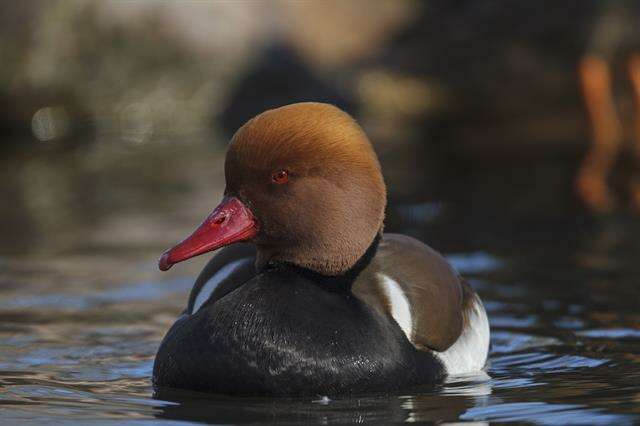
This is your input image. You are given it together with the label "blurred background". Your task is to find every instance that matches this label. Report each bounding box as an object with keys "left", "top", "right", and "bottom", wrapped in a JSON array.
[
  {"left": 1, "top": 2, "right": 640, "bottom": 423},
  {"left": 3, "top": 0, "right": 640, "bottom": 261}
]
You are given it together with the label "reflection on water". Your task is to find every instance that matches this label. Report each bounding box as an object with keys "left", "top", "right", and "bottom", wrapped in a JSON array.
[{"left": 1, "top": 142, "right": 640, "bottom": 424}]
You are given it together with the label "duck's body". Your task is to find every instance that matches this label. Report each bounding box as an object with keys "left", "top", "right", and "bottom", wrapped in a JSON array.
[
  {"left": 153, "top": 103, "right": 489, "bottom": 396},
  {"left": 154, "top": 234, "right": 489, "bottom": 395},
  {"left": 154, "top": 239, "right": 443, "bottom": 396}
]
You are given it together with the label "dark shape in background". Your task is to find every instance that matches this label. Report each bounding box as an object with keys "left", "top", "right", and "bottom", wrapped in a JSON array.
[{"left": 219, "top": 44, "right": 357, "bottom": 137}]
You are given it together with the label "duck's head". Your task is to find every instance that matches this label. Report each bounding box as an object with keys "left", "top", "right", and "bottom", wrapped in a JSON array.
[{"left": 159, "top": 102, "right": 386, "bottom": 276}]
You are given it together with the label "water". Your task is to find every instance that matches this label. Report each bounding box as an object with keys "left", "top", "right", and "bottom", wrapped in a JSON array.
[{"left": 1, "top": 142, "right": 640, "bottom": 424}]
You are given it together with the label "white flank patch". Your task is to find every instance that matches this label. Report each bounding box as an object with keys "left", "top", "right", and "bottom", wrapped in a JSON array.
[
  {"left": 433, "top": 294, "right": 490, "bottom": 375},
  {"left": 378, "top": 273, "right": 413, "bottom": 340},
  {"left": 191, "top": 259, "right": 246, "bottom": 314}
]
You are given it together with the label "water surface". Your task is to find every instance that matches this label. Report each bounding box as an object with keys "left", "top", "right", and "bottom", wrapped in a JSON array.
[{"left": 1, "top": 143, "right": 639, "bottom": 424}]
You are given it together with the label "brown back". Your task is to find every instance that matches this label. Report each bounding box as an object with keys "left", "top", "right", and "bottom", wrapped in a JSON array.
[{"left": 353, "top": 233, "right": 464, "bottom": 351}]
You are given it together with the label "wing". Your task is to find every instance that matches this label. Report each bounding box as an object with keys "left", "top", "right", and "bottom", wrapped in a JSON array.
[
  {"left": 353, "top": 233, "right": 465, "bottom": 351},
  {"left": 186, "top": 243, "right": 257, "bottom": 314}
]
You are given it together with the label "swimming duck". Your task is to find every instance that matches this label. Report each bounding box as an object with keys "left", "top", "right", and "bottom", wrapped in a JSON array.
[{"left": 153, "top": 103, "right": 489, "bottom": 396}]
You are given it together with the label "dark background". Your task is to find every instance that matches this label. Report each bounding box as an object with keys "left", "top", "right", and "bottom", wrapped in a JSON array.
[{"left": 2, "top": 0, "right": 640, "bottom": 260}]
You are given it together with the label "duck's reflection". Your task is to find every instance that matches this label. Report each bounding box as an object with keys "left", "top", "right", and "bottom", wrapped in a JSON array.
[
  {"left": 403, "top": 372, "right": 492, "bottom": 424},
  {"left": 154, "top": 371, "right": 493, "bottom": 424}
]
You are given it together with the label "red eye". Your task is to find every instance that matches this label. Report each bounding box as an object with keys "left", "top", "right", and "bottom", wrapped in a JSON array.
[{"left": 271, "top": 169, "right": 289, "bottom": 184}]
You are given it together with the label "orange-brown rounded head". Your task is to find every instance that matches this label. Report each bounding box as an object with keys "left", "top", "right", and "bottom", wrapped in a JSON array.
[{"left": 159, "top": 102, "right": 386, "bottom": 276}]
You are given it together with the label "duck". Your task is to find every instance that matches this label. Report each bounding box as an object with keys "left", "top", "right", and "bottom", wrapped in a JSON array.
[{"left": 153, "top": 102, "right": 490, "bottom": 396}]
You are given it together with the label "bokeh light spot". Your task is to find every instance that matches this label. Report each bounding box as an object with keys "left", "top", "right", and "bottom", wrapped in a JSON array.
[{"left": 31, "top": 106, "right": 70, "bottom": 142}]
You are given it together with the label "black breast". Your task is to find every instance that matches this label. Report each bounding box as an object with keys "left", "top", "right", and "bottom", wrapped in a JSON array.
[{"left": 153, "top": 267, "right": 443, "bottom": 396}]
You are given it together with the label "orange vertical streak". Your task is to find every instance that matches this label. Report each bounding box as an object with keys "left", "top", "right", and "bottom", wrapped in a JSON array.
[
  {"left": 576, "top": 55, "right": 622, "bottom": 213},
  {"left": 627, "top": 54, "right": 640, "bottom": 212}
]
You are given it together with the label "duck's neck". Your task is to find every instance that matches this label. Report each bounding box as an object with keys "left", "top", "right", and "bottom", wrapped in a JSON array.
[{"left": 261, "top": 233, "right": 381, "bottom": 293}]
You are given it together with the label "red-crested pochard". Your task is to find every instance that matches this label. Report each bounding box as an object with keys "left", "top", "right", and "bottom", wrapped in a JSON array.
[{"left": 153, "top": 103, "right": 489, "bottom": 396}]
